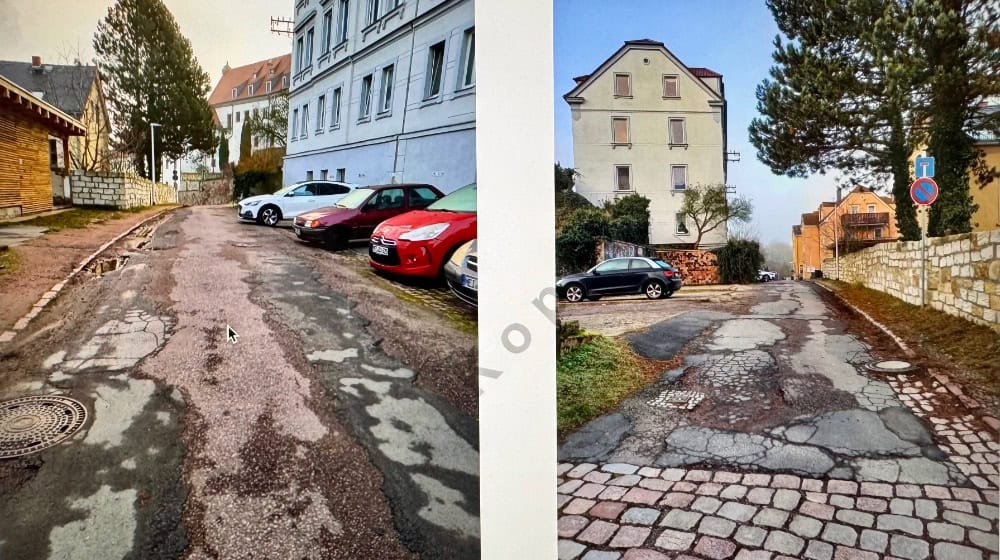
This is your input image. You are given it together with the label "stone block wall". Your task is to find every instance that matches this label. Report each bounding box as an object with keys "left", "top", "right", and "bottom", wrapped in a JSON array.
[
  {"left": 656, "top": 250, "right": 720, "bottom": 285},
  {"left": 70, "top": 171, "right": 176, "bottom": 209},
  {"left": 822, "top": 230, "right": 1000, "bottom": 331},
  {"left": 177, "top": 177, "right": 233, "bottom": 206}
]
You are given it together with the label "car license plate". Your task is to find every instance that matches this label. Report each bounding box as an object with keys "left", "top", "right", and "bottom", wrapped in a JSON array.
[
  {"left": 462, "top": 275, "right": 477, "bottom": 290},
  {"left": 372, "top": 245, "right": 389, "bottom": 256},
  {"left": 294, "top": 227, "right": 301, "bottom": 237}
]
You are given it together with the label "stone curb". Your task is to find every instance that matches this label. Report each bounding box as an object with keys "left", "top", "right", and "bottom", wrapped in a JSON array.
[
  {"left": 812, "top": 280, "right": 915, "bottom": 358},
  {"left": 0, "top": 207, "right": 177, "bottom": 345}
]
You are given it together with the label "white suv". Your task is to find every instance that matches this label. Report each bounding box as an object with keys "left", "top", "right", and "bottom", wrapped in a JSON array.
[
  {"left": 237, "top": 181, "right": 358, "bottom": 226},
  {"left": 759, "top": 269, "right": 777, "bottom": 282}
]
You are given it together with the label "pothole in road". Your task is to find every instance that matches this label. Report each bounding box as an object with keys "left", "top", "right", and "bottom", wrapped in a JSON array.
[
  {"left": 86, "top": 255, "right": 130, "bottom": 276},
  {"left": 865, "top": 360, "right": 919, "bottom": 374},
  {"left": 0, "top": 395, "right": 88, "bottom": 458},
  {"left": 648, "top": 390, "right": 705, "bottom": 410}
]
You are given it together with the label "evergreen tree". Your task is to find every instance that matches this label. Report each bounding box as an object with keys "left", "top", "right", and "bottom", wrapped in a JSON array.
[
  {"left": 239, "top": 123, "right": 252, "bottom": 164},
  {"left": 218, "top": 131, "right": 229, "bottom": 173},
  {"left": 94, "top": 0, "right": 215, "bottom": 181}
]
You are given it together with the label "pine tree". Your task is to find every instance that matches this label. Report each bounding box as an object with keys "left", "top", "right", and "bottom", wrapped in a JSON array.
[
  {"left": 94, "top": 0, "right": 215, "bottom": 181},
  {"left": 218, "top": 131, "right": 229, "bottom": 173},
  {"left": 239, "top": 123, "right": 252, "bottom": 164}
]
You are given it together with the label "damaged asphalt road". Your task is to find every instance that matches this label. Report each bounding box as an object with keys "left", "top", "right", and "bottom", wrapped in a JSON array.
[
  {"left": 560, "top": 282, "right": 980, "bottom": 486},
  {"left": 0, "top": 206, "right": 478, "bottom": 559}
]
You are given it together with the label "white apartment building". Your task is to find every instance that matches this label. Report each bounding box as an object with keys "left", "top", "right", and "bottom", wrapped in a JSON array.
[
  {"left": 208, "top": 54, "right": 292, "bottom": 166},
  {"left": 283, "top": 0, "right": 474, "bottom": 193},
  {"left": 564, "top": 39, "right": 729, "bottom": 246}
]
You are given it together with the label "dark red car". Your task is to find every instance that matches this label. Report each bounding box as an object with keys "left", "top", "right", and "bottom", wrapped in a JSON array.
[
  {"left": 369, "top": 183, "right": 477, "bottom": 278},
  {"left": 292, "top": 183, "right": 444, "bottom": 248}
]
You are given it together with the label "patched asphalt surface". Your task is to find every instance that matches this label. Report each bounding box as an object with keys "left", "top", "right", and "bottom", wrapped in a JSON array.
[
  {"left": 559, "top": 282, "right": 976, "bottom": 486},
  {"left": 0, "top": 206, "right": 478, "bottom": 559}
]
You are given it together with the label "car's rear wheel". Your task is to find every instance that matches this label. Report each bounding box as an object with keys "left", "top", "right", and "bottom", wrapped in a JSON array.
[
  {"left": 259, "top": 205, "right": 281, "bottom": 227},
  {"left": 565, "top": 283, "right": 585, "bottom": 303},
  {"left": 644, "top": 280, "right": 665, "bottom": 299}
]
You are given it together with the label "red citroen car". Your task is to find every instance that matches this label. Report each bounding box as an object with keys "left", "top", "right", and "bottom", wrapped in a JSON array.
[
  {"left": 292, "top": 183, "right": 445, "bottom": 248},
  {"left": 369, "top": 183, "right": 477, "bottom": 278}
]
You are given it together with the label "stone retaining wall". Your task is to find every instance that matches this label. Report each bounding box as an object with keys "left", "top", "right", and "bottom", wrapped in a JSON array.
[
  {"left": 822, "top": 230, "right": 1000, "bottom": 331},
  {"left": 177, "top": 177, "right": 233, "bottom": 206},
  {"left": 70, "top": 171, "right": 176, "bottom": 209},
  {"left": 657, "top": 250, "right": 720, "bottom": 286}
]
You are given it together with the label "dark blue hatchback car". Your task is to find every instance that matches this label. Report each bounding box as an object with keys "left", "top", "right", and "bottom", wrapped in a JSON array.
[{"left": 556, "top": 257, "right": 683, "bottom": 302}]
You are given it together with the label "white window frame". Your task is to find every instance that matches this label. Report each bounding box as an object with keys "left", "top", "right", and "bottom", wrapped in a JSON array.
[
  {"left": 317, "top": 95, "right": 326, "bottom": 130},
  {"left": 320, "top": 169, "right": 328, "bottom": 180},
  {"left": 614, "top": 164, "right": 632, "bottom": 192},
  {"left": 266, "top": 80, "right": 272, "bottom": 93},
  {"left": 668, "top": 117, "right": 687, "bottom": 145},
  {"left": 662, "top": 75, "right": 680, "bottom": 98},
  {"left": 365, "top": 0, "right": 380, "bottom": 25},
  {"left": 424, "top": 41, "right": 445, "bottom": 99},
  {"left": 359, "top": 74, "right": 373, "bottom": 119},
  {"left": 291, "top": 108, "right": 299, "bottom": 138},
  {"left": 322, "top": 10, "right": 333, "bottom": 52},
  {"left": 613, "top": 72, "right": 631, "bottom": 97},
  {"left": 301, "top": 103, "right": 310, "bottom": 138},
  {"left": 336, "top": 168, "right": 346, "bottom": 182},
  {"left": 850, "top": 204, "right": 859, "bottom": 214},
  {"left": 337, "top": 0, "right": 350, "bottom": 43},
  {"left": 379, "top": 65, "right": 394, "bottom": 114},
  {"left": 295, "top": 37, "right": 304, "bottom": 72},
  {"left": 331, "top": 87, "right": 342, "bottom": 128},
  {"left": 611, "top": 116, "right": 630, "bottom": 145},
  {"left": 232, "top": 87, "right": 238, "bottom": 99},
  {"left": 306, "top": 170, "right": 314, "bottom": 181},
  {"left": 867, "top": 204, "right": 876, "bottom": 213},
  {"left": 457, "top": 28, "right": 475, "bottom": 89},
  {"left": 282, "top": 76, "right": 288, "bottom": 88},
  {"left": 248, "top": 84, "right": 254, "bottom": 96},
  {"left": 676, "top": 212, "right": 690, "bottom": 235},
  {"left": 671, "top": 164, "right": 688, "bottom": 191},
  {"left": 305, "top": 28, "right": 315, "bottom": 67}
]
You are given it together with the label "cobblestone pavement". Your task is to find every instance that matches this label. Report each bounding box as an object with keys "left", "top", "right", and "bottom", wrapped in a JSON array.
[{"left": 557, "top": 282, "right": 999, "bottom": 559}]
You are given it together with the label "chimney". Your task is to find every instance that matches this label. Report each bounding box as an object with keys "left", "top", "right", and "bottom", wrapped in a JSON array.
[{"left": 31, "top": 56, "right": 42, "bottom": 73}]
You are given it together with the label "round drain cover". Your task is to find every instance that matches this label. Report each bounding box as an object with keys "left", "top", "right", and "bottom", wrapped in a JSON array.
[
  {"left": 0, "top": 396, "right": 87, "bottom": 459},
  {"left": 865, "top": 360, "right": 918, "bottom": 373}
]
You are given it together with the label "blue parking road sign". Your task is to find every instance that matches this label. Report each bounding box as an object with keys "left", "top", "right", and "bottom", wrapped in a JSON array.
[
  {"left": 915, "top": 156, "right": 935, "bottom": 178},
  {"left": 910, "top": 177, "right": 938, "bottom": 206}
]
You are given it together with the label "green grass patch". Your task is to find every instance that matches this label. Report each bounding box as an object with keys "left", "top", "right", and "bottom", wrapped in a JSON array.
[
  {"left": 0, "top": 246, "right": 21, "bottom": 276},
  {"left": 822, "top": 279, "right": 999, "bottom": 400},
  {"left": 558, "top": 335, "right": 649, "bottom": 434},
  {"left": 0, "top": 206, "right": 154, "bottom": 232}
]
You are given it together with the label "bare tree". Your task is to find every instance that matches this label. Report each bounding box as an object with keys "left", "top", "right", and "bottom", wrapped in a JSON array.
[
  {"left": 678, "top": 183, "right": 753, "bottom": 248},
  {"left": 245, "top": 92, "right": 289, "bottom": 148},
  {"left": 43, "top": 44, "right": 115, "bottom": 171}
]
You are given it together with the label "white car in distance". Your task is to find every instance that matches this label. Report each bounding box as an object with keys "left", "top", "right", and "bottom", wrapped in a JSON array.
[{"left": 237, "top": 181, "right": 358, "bottom": 226}]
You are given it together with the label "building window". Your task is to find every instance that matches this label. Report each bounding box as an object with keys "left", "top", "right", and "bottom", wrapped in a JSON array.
[
  {"left": 332, "top": 87, "right": 342, "bottom": 127},
  {"left": 676, "top": 213, "right": 689, "bottom": 235},
  {"left": 292, "top": 108, "right": 299, "bottom": 137},
  {"left": 322, "top": 10, "right": 333, "bottom": 52},
  {"left": 671, "top": 165, "right": 687, "bottom": 191},
  {"left": 365, "top": 0, "right": 379, "bottom": 25},
  {"left": 336, "top": 168, "right": 346, "bottom": 181},
  {"left": 425, "top": 41, "right": 445, "bottom": 99},
  {"left": 226, "top": 113, "right": 233, "bottom": 129},
  {"left": 360, "top": 74, "right": 373, "bottom": 119},
  {"left": 306, "top": 170, "right": 313, "bottom": 181},
  {"left": 612, "top": 117, "right": 629, "bottom": 145},
  {"left": 850, "top": 205, "right": 859, "bottom": 214},
  {"left": 236, "top": 111, "right": 241, "bottom": 123},
  {"left": 301, "top": 104, "right": 310, "bottom": 138},
  {"left": 317, "top": 95, "right": 326, "bottom": 129},
  {"left": 248, "top": 84, "right": 254, "bottom": 96},
  {"left": 48, "top": 139, "right": 58, "bottom": 168},
  {"left": 458, "top": 28, "right": 475, "bottom": 88},
  {"left": 379, "top": 65, "right": 394, "bottom": 113},
  {"left": 266, "top": 80, "right": 272, "bottom": 93},
  {"left": 305, "top": 28, "right": 315, "bottom": 67},
  {"left": 321, "top": 169, "right": 328, "bottom": 180},
  {"left": 867, "top": 204, "right": 876, "bottom": 213},
  {"left": 668, "top": 117, "right": 686, "bottom": 145},
  {"left": 232, "top": 87, "right": 238, "bottom": 99},
  {"left": 874, "top": 226, "right": 883, "bottom": 239},
  {"left": 615, "top": 165, "right": 631, "bottom": 191},
  {"left": 244, "top": 110, "right": 249, "bottom": 121},
  {"left": 614, "top": 73, "right": 631, "bottom": 97},
  {"left": 663, "top": 75, "right": 679, "bottom": 98},
  {"left": 282, "top": 76, "right": 288, "bottom": 88},
  {"left": 337, "top": 0, "right": 350, "bottom": 43},
  {"left": 296, "top": 37, "right": 304, "bottom": 71}
]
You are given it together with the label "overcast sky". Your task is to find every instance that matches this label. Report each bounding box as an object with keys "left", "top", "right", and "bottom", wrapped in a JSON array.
[
  {"left": 554, "top": 0, "right": 856, "bottom": 245},
  {"left": 0, "top": 0, "right": 291, "bottom": 96}
]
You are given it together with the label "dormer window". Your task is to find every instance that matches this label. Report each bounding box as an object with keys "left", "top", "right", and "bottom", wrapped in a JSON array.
[
  {"left": 232, "top": 87, "right": 238, "bottom": 99},
  {"left": 266, "top": 81, "right": 272, "bottom": 93},
  {"left": 249, "top": 84, "right": 254, "bottom": 96},
  {"left": 282, "top": 76, "right": 288, "bottom": 88}
]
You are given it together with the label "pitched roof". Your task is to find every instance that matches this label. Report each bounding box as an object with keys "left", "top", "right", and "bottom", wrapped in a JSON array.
[
  {"left": 207, "top": 54, "right": 292, "bottom": 107},
  {"left": 880, "top": 195, "right": 895, "bottom": 205},
  {"left": 563, "top": 40, "right": 723, "bottom": 103},
  {"left": 0, "top": 60, "right": 98, "bottom": 118},
  {"left": 802, "top": 212, "right": 820, "bottom": 226},
  {"left": 0, "top": 74, "right": 86, "bottom": 136}
]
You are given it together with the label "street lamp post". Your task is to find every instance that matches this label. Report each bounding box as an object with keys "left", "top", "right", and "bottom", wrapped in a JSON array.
[
  {"left": 150, "top": 122, "right": 161, "bottom": 206},
  {"left": 834, "top": 185, "right": 843, "bottom": 280}
]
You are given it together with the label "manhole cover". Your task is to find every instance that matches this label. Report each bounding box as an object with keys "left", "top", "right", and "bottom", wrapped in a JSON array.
[
  {"left": 649, "top": 390, "right": 705, "bottom": 410},
  {"left": 865, "top": 360, "right": 918, "bottom": 374},
  {"left": 0, "top": 396, "right": 87, "bottom": 459}
]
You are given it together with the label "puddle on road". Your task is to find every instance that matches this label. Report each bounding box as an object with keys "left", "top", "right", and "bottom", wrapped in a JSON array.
[{"left": 87, "top": 255, "right": 130, "bottom": 276}]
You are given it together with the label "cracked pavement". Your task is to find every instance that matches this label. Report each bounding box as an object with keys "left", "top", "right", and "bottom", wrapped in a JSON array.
[
  {"left": 558, "top": 281, "right": 999, "bottom": 559},
  {"left": 0, "top": 206, "right": 478, "bottom": 559}
]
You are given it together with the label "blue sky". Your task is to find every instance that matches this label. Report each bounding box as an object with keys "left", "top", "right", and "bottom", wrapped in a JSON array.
[{"left": 553, "top": 0, "right": 845, "bottom": 245}]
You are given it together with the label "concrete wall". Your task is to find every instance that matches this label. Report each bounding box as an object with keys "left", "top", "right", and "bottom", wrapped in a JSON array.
[
  {"left": 569, "top": 43, "right": 727, "bottom": 246},
  {"left": 822, "top": 229, "right": 1000, "bottom": 331},
  {"left": 70, "top": 171, "right": 176, "bottom": 209}
]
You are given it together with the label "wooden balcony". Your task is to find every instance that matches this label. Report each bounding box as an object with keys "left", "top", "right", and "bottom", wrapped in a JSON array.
[{"left": 841, "top": 212, "right": 890, "bottom": 226}]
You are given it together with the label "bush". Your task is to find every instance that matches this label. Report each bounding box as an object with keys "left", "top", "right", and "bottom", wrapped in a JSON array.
[
  {"left": 232, "top": 147, "right": 285, "bottom": 200},
  {"left": 556, "top": 207, "right": 610, "bottom": 273},
  {"left": 604, "top": 194, "right": 650, "bottom": 245},
  {"left": 715, "top": 239, "right": 764, "bottom": 284}
]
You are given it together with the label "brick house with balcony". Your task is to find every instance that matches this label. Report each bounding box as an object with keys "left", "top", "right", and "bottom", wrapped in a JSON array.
[{"left": 792, "top": 185, "right": 898, "bottom": 279}]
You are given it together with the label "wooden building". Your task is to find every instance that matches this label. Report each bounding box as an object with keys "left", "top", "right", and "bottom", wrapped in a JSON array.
[{"left": 0, "top": 74, "right": 85, "bottom": 217}]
